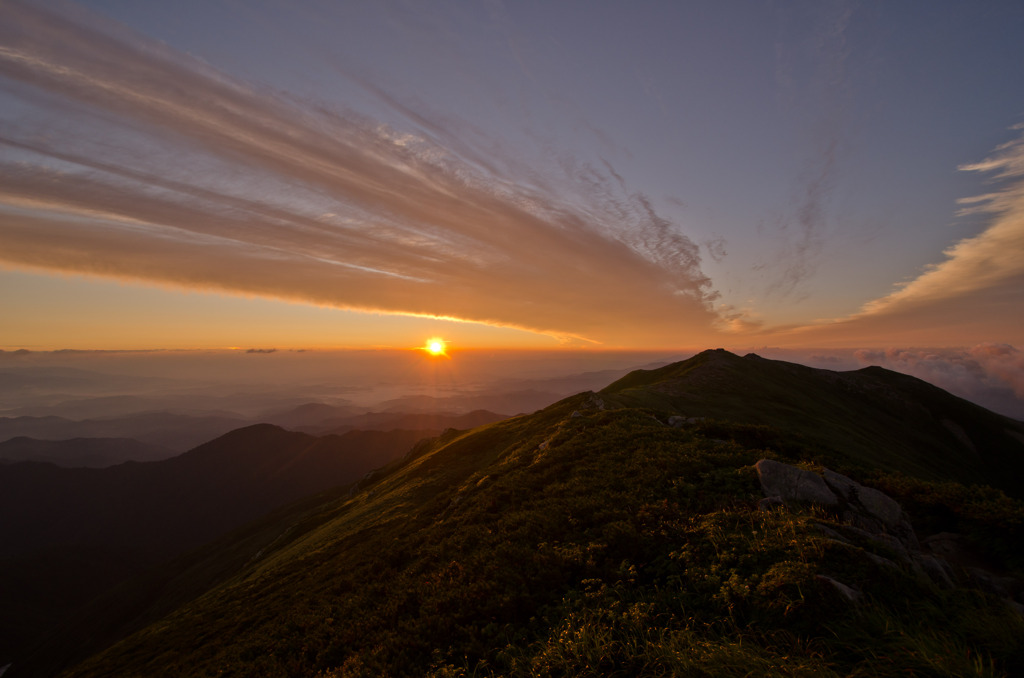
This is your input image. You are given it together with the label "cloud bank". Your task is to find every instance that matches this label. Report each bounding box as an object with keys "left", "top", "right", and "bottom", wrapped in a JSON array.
[{"left": 0, "top": 1, "right": 717, "bottom": 346}]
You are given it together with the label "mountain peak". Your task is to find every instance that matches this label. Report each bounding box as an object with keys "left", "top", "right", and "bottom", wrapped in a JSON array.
[{"left": 602, "top": 350, "right": 1024, "bottom": 495}]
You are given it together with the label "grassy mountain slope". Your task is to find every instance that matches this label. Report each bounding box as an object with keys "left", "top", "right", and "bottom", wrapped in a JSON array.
[
  {"left": 603, "top": 349, "right": 1024, "bottom": 494},
  {"left": 35, "top": 351, "right": 1024, "bottom": 678}
]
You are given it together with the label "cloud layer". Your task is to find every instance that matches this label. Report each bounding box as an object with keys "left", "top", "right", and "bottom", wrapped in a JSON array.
[{"left": 0, "top": 1, "right": 717, "bottom": 346}]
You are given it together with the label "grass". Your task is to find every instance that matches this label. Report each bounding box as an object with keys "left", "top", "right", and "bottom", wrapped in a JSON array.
[
  {"left": 601, "top": 350, "right": 1024, "bottom": 496},
  {"left": 55, "top": 392, "right": 1024, "bottom": 677}
]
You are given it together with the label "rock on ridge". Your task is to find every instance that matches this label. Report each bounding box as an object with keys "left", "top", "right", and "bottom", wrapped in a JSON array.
[
  {"left": 755, "top": 459, "right": 839, "bottom": 508},
  {"left": 755, "top": 459, "right": 915, "bottom": 544},
  {"left": 821, "top": 469, "right": 902, "bottom": 528},
  {"left": 755, "top": 460, "right": 908, "bottom": 528},
  {"left": 755, "top": 458, "right": 1023, "bottom": 613}
]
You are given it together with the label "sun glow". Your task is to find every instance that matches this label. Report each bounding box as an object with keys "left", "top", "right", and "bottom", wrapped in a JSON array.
[{"left": 425, "top": 337, "right": 447, "bottom": 356}]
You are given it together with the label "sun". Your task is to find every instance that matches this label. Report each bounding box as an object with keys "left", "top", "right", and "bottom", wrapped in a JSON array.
[{"left": 424, "top": 337, "right": 447, "bottom": 356}]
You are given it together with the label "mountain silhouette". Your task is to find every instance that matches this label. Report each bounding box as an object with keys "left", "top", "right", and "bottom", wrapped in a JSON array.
[
  {"left": 0, "top": 425, "right": 436, "bottom": 668},
  {"left": 0, "top": 436, "right": 174, "bottom": 467},
  {"left": 0, "top": 412, "right": 250, "bottom": 453}
]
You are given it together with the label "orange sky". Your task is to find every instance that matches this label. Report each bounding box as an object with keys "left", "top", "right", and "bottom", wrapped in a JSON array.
[{"left": 1, "top": 2, "right": 1023, "bottom": 353}]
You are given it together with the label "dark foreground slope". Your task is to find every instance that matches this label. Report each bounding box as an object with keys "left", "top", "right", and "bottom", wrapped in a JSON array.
[
  {"left": 17, "top": 350, "right": 1024, "bottom": 677},
  {"left": 0, "top": 425, "right": 434, "bottom": 671}
]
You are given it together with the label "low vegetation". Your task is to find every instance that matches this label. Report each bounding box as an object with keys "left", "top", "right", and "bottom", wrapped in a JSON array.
[
  {"left": 8, "top": 350, "right": 1020, "bottom": 677},
  {"left": 56, "top": 390, "right": 1024, "bottom": 677}
]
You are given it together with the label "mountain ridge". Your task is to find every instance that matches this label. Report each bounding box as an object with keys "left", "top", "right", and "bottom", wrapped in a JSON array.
[
  {"left": 602, "top": 348, "right": 1024, "bottom": 494},
  {"left": 9, "top": 349, "right": 1024, "bottom": 677},
  {"left": 0, "top": 436, "right": 174, "bottom": 467}
]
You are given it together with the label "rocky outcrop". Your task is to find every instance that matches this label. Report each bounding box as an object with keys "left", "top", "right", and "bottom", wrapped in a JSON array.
[
  {"left": 755, "top": 459, "right": 838, "bottom": 508},
  {"left": 755, "top": 459, "right": 916, "bottom": 544},
  {"left": 668, "top": 415, "right": 704, "bottom": 428},
  {"left": 816, "top": 575, "right": 862, "bottom": 602},
  {"left": 583, "top": 392, "right": 605, "bottom": 410},
  {"left": 755, "top": 458, "right": 1023, "bottom": 613},
  {"left": 922, "top": 532, "right": 1023, "bottom": 606},
  {"left": 822, "top": 469, "right": 902, "bottom": 528}
]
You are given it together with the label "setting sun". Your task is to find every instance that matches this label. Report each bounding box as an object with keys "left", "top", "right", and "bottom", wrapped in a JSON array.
[{"left": 425, "top": 338, "right": 447, "bottom": 356}]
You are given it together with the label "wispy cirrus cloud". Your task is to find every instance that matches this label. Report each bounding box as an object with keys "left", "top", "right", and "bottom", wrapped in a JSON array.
[
  {"left": 858, "top": 125, "right": 1024, "bottom": 316},
  {"left": 775, "top": 124, "right": 1024, "bottom": 346},
  {"left": 763, "top": 0, "right": 852, "bottom": 299},
  {"left": 0, "top": 1, "right": 717, "bottom": 347}
]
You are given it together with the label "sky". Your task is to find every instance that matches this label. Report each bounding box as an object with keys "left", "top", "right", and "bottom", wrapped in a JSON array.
[{"left": 1, "top": 0, "right": 1023, "bottom": 354}]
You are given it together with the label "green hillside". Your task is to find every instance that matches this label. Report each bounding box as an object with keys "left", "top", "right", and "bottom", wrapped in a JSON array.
[
  {"left": 17, "top": 350, "right": 1024, "bottom": 677},
  {"left": 602, "top": 349, "right": 1024, "bottom": 493}
]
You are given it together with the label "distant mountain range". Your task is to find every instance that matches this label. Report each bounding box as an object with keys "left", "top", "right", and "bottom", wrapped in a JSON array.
[
  {"left": 5, "top": 350, "right": 1024, "bottom": 677},
  {"left": 0, "top": 413, "right": 250, "bottom": 454},
  {"left": 267, "top": 406, "right": 511, "bottom": 436},
  {"left": 0, "top": 409, "right": 511, "bottom": 460},
  {"left": 0, "top": 436, "right": 174, "bottom": 467}
]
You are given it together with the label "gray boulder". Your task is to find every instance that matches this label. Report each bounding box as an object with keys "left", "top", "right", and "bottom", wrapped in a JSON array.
[
  {"left": 823, "top": 469, "right": 903, "bottom": 528},
  {"left": 755, "top": 459, "right": 839, "bottom": 507},
  {"left": 913, "top": 553, "right": 956, "bottom": 589},
  {"left": 816, "top": 575, "right": 862, "bottom": 602}
]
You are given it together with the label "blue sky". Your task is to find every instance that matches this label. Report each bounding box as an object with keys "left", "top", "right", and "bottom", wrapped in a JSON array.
[{"left": 1, "top": 0, "right": 1023, "bottom": 350}]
